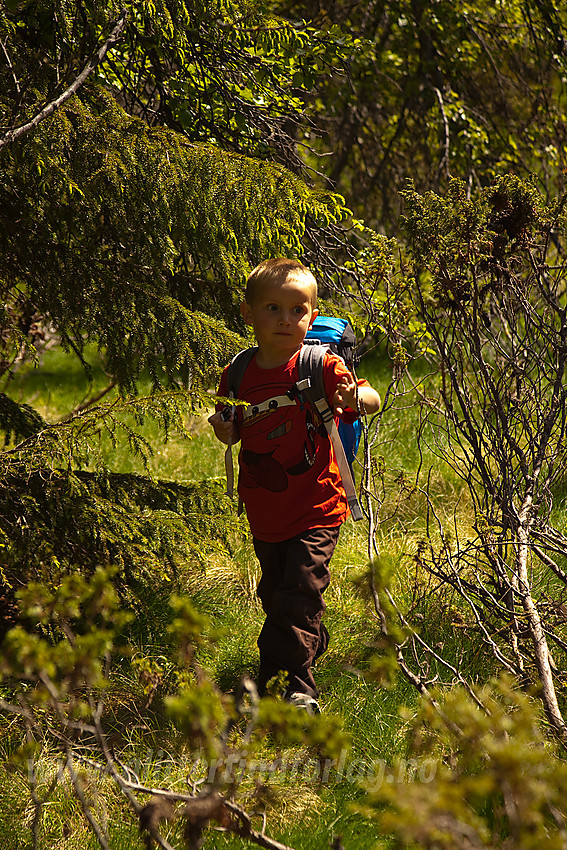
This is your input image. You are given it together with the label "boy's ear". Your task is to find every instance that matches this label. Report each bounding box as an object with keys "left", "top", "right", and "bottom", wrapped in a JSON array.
[
  {"left": 240, "top": 301, "right": 253, "bottom": 325},
  {"left": 308, "top": 309, "right": 319, "bottom": 328}
]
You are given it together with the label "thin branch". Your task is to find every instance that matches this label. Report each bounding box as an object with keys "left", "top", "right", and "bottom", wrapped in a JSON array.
[
  {"left": 533, "top": 544, "right": 567, "bottom": 585},
  {"left": 57, "top": 381, "right": 116, "bottom": 423},
  {"left": 0, "top": 38, "right": 20, "bottom": 94},
  {"left": 66, "top": 749, "right": 111, "bottom": 850},
  {"left": 367, "top": 557, "right": 464, "bottom": 738},
  {"left": 433, "top": 86, "right": 450, "bottom": 180},
  {"left": 0, "top": 10, "right": 127, "bottom": 150},
  {"left": 29, "top": 753, "right": 63, "bottom": 850},
  {"left": 73, "top": 742, "right": 298, "bottom": 850}
]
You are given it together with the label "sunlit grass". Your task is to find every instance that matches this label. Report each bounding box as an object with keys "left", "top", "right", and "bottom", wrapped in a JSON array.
[{"left": 1, "top": 343, "right": 481, "bottom": 849}]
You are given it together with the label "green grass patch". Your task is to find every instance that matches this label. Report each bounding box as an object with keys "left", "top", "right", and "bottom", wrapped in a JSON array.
[{"left": 0, "top": 343, "right": 507, "bottom": 849}]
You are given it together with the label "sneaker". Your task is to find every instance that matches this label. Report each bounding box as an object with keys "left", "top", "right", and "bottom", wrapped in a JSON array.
[{"left": 287, "top": 691, "right": 321, "bottom": 715}]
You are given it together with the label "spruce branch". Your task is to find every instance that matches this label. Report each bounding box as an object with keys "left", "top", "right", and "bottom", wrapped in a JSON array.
[{"left": 0, "top": 9, "right": 127, "bottom": 150}]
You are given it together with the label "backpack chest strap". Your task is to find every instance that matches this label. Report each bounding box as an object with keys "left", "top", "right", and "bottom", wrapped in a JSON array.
[{"left": 296, "top": 377, "right": 334, "bottom": 424}]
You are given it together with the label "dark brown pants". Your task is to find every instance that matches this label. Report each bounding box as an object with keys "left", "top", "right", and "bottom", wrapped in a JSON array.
[{"left": 253, "top": 526, "right": 340, "bottom": 698}]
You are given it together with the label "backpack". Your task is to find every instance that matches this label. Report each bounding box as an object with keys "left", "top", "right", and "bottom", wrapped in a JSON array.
[
  {"left": 222, "top": 316, "right": 363, "bottom": 522},
  {"left": 304, "top": 316, "right": 362, "bottom": 469}
]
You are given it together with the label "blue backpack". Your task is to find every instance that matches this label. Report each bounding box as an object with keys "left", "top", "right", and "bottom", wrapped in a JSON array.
[{"left": 305, "top": 316, "right": 362, "bottom": 469}]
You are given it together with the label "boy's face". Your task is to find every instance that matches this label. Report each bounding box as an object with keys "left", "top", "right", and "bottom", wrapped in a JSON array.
[{"left": 241, "top": 275, "right": 318, "bottom": 365}]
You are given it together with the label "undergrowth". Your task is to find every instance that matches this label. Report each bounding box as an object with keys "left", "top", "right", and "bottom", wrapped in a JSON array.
[{"left": 0, "top": 344, "right": 503, "bottom": 849}]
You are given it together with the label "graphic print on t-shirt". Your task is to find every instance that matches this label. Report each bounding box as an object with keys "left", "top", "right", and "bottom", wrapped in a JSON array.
[{"left": 238, "top": 378, "right": 324, "bottom": 493}]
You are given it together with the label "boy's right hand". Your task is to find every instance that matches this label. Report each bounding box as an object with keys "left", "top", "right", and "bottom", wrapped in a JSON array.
[{"left": 208, "top": 409, "right": 239, "bottom": 445}]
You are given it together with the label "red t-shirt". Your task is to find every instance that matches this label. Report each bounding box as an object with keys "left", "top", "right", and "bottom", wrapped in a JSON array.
[{"left": 217, "top": 347, "right": 367, "bottom": 542}]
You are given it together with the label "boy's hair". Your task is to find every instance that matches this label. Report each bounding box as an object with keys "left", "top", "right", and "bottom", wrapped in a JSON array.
[{"left": 245, "top": 258, "right": 317, "bottom": 307}]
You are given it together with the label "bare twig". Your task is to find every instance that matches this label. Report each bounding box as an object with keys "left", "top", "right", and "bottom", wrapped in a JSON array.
[
  {"left": 433, "top": 87, "right": 450, "bottom": 181},
  {"left": 0, "top": 38, "right": 20, "bottom": 95},
  {"left": 58, "top": 381, "right": 116, "bottom": 423},
  {"left": 66, "top": 749, "right": 111, "bottom": 850}
]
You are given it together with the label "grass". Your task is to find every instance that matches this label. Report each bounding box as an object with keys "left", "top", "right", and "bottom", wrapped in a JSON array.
[{"left": 1, "top": 343, "right": 486, "bottom": 849}]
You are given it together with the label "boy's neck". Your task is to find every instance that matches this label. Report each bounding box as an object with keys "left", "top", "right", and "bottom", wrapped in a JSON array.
[{"left": 255, "top": 343, "right": 303, "bottom": 370}]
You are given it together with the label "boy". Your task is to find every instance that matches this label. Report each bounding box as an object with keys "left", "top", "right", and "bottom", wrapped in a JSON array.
[{"left": 209, "top": 259, "right": 381, "bottom": 712}]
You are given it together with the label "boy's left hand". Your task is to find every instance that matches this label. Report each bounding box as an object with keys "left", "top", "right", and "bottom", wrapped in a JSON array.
[{"left": 333, "top": 374, "right": 357, "bottom": 416}]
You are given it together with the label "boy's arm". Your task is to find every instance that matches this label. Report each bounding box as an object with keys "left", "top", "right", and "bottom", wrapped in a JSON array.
[
  {"left": 208, "top": 409, "right": 240, "bottom": 445},
  {"left": 333, "top": 374, "right": 381, "bottom": 416}
]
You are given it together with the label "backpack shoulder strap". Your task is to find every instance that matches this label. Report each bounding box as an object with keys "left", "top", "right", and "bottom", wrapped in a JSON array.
[
  {"left": 226, "top": 346, "right": 258, "bottom": 399},
  {"left": 297, "top": 342, "right": 326, "bottom": 409},
  {"left": 223, "top": 346, "right": 257, "bottom": 500},
  {"left": 297, "top": 345, "right": 363, "bottom": 522}
]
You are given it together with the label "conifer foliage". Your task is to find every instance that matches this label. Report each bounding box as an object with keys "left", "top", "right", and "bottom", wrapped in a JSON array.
[
  {"left": 0, "top": 1, "right": 348, "bottom": 590},
  {"left": 0, "top": 9, "right": 354, "bottom": 844}
]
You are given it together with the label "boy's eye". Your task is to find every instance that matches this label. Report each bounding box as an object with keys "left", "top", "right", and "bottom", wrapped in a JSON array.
[
  {"left": 267, "top": 304, "right": 279, "bottom": 311},
  {"left": 292, "top": 306, "right": 305, "bottom": 315}
]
